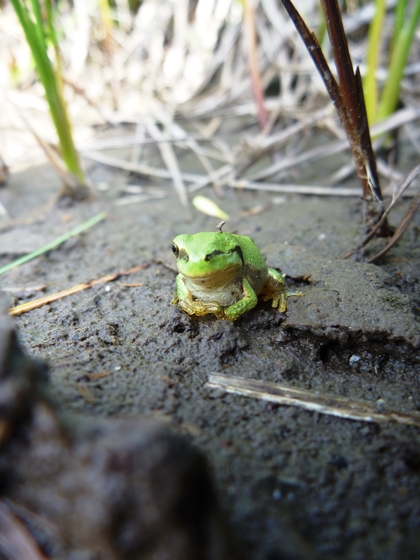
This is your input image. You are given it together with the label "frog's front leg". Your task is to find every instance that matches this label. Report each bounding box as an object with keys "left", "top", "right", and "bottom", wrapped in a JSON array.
[
  {"left": 174, "top": 275, "right": 224, "bottom": 318},
  {"left": 224, "top": 278, "right": 258, "bottom": 321},
  {"left": 260, "top": 267, "right": 287, "bottom": 312}
]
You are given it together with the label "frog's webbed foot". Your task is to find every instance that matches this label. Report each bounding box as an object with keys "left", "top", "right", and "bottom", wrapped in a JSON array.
[
  {"left": 260, "top": 267, "right": 288, "bottom": 312},
  {"left": 260, "top": 289, "right": 287, "bottom": 312},
  {"left": 178, "top": 297, "right": 224, "bottom": 318},
  {"left": 268, "top": 291, "right": 288, "bottom": 313},
  {"left": 261, "top": 287, "right": 304, "bottom": 313},
  {"left": 286, "top": 290, "right": 304, "bottom": 301}
]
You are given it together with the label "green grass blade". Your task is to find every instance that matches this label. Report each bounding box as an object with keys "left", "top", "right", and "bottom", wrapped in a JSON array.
[
  {"left": 0, "top": 213, "right": 106, "bottom": 276},
  {"left": 378, "top": 1, "right": 420, "bottom": 121},
  {"left": 10, "top": 1, "right": 52, "bottom": 93},
  {"left": 363, "top": 0, "right": 386, "bottom": 124},
  {"left": 45, "top": 0, "right": 62, "bottom": 69},
  {"left": 390, "top": 0, "right": 408, "bottom": 56},
  {"left": 30, "top": 0, "right": 45, "bottom": 42},
  {"left": 9, "top": 0, "right": 85, "bottom": 185}
]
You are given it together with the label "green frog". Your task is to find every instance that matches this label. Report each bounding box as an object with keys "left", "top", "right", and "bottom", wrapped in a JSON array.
[{"left": 172, "top": 225, "right": 286, "bottom": 320}]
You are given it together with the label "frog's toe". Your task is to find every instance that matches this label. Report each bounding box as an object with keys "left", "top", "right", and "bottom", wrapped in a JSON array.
[
  {"left": 178, "top": 298, "right": 223, "bottom": 318},
  {"left": 277, "top": 293, "right": 287, "bottom": 312},
  {"left": 268, "top": 292, "right": 287, "bottom": 312},
  {"left": 201, "top": 301, "right": 224, "bottom": 316},
  {"left": 177, "top": 299, "right": 196, "bottom": 316}
]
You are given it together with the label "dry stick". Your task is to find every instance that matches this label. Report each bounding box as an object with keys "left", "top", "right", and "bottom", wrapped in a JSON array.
[
  {"left": 2, "top": 285, "right": 46, "bottom": 294},
  {"left": 81, "top": 132, "right": 230, "bottom": 164},
  {"left": 0, "top": 200, "right": 8, "bottom": 218},
  {"left": 0, "top": 157, "right": 8, "bottom": 194},
  {"left": 282, "top": 0, "right": 386, "bottom": 228},
  {"left": 84, "top": 149, "right": 233, "bottom": 193},
  {"left": 30, "top": 131, "right": 87, "bottom": 199},
  {"left": 188, "top": 164, "right": 232, "bottom": 193},
  {"left": 247, "top": 106, "right": 420, "bottom": 182},
  {"left": 177, "top": 24, "right": 242, "bottom": 117},
  {"left": 0, "top": 501, "right": 47, "bottom": 560},
  {"left": 9, "top": 264, "right": 148, "bottom": 316},
  {"left": 83, "top": 151, "right": 206, "bottom": 183},
  {"left": 3, "top": 89, "right": 88, "bottom": 198},
  {"left": 242, "top": 0, "right": 269, "bottom": 131},
  {"left": 64, "top": 77, "right": 113, "bottom": 126},
  {"left": 114, "top": 193, "right": 166, "bottom": 207},
  {"left": 249, "top": 134, "right": 348, "bottom": 181},
  {"left": 144, "top": 119, "right": 188, "bottom": 206},
  {"left": 344, "top": 164, "right": 420, "bottom": 259},
  {"left": 185, "top": 57, "right": 267, "bottom": 122},
  {"left": 237, "top": 109, "right": 328, "bottom": 179},
  {"left": 168, "top": 121, "right": 224, "bottom": 196},
  {"left": 376, "top": 159, "right": 404, "bottom": 188},
  {"left": 368, "top": 188, "right": 420, "bottom": 263},
  {"left": 321, "top": 1, "right": 358, "bottom": 127},
  {"left": 257, "top": 106, "right": 331, "bottom": 150},
  {"left": 178, "top": 117, "right": 233, "bottom": 164},
  {"left": 79, "top": 135, "right": 216, "bottom": 152},
  {"left": 183, "top": 97, "right": 285, "bottom": 120},
  {"left": 320, "top": 0, "right": 382, "bottom": 202},
  {"left": 229, "top": 181, "right": 361, "bottom": 196},
  {"left": 206, "top": 374, "right": 420, "bottom": 428}
]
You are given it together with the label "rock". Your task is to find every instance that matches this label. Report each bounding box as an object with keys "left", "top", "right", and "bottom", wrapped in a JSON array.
[
  {"left": 0, "top": 296, "right": 46, "bottom": 451},
  {"left": 0, "top": 296, "right": 235, "bottom": 560},
  {"left": 263, "top": 244, "right": 420, "bottom": 351}
]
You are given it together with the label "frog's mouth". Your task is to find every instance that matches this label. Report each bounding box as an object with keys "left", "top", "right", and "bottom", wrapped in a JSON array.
[{"left": 184, "top": 264, "right": 241, "bottom": 288}]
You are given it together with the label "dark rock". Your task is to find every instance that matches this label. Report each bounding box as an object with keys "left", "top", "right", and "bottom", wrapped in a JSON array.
[
  {"left": 263, "top": 243, "right": 420, "bottom": 351},
  {"left": 0, "top": 296, "right": 235, "bottom": 560}
]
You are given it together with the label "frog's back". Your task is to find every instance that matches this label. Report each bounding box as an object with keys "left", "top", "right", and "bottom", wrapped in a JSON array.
[
  {"left": 229, "top": 233, "right": 269, "bottom": 294},
  {"left": 230, "top": 233, "right": 267, "bottom": 269}
]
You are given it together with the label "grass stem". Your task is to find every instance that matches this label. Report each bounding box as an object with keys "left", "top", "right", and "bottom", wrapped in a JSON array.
[
  {"left": 364, "top": 0, "right": 386, "bottom": 124},
  {"left": 10, "top": 0, "right": 86, "bottom": 186},
  {"left": 378, "top": 1, "right": 420, "bottom": 121},
  {"left": 0, "top": 213, "right": 106, "bottom": 276}
]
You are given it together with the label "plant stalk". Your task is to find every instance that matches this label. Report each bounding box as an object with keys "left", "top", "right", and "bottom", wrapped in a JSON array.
[{"left": 10, "top": 0, "right": 85, "bottom": 187}]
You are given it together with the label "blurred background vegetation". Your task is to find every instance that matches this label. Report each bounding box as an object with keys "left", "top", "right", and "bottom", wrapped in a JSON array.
[{"left": 0, "top": 0, "right": 419, "bottom": 209}]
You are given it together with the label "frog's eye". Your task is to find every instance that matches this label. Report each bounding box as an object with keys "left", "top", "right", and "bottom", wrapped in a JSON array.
[{"left": 172, "top": 243, "right": 179, "bottom": 257}]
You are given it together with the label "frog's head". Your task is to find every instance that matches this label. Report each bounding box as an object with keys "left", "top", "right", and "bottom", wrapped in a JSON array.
[{"left": 172, "top": 232, "right": 243, "bottom": 287}]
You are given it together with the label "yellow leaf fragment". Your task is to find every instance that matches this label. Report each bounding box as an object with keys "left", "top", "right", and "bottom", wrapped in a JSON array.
[{"left": 192, "top": 196, "right": 229, "bottom": 220}]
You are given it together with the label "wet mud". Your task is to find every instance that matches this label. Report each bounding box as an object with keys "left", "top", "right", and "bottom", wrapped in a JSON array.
[
  {"left": 1, "top": 160, "right": 420, "bottom": 559},
  {"left": 0, "top": 306, "right": 233, "bottom": 560}
]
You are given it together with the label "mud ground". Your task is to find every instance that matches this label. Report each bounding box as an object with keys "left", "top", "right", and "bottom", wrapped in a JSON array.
[{"left": 1, "top": 152, "right": 420, "bottom": 559}]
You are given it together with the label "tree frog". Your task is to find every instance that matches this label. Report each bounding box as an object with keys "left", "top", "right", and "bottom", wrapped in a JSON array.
[{"left": 172, "top": 226, "right": 287, "bottom": 321}]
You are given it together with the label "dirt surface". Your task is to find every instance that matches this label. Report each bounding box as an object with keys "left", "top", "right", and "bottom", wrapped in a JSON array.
[
  {"left": 1, "top": 156, "right": 420, "bottom": 559},
  {"left": 0, "top": 307, "right": 233, "bottom": 560}
]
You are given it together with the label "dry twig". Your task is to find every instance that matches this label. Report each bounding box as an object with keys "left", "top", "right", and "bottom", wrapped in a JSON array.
[
  {"left": 206, "top": 374, "right": 420, "bottom": 427},
  {"left": 9, "top": 264, "right": 148, "bottom": 316},
  {"left": 281, "top": 0, "right": 385, "bottom": 228},
  {"left": 0, "top": 501, "right": 47, "bottom": 560}
]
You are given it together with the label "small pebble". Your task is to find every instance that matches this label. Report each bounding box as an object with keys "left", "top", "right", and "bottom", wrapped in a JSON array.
[
  {"left": 272, "top": 489, "right": 282, "bottom": 501},
  {"left": 349, "top": 354, "right": 361, "bottom": 367}
]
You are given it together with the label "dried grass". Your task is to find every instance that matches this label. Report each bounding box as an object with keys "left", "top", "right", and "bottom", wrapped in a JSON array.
[
  {"left": 0, "top": 0, "right": 419, "bottom": 209},
  {"left": 206, "top": 374, "right": 420, "bottom": 428}
]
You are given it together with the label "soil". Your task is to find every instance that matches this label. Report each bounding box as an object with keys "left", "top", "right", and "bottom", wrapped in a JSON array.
[{"left": 1, "top": 145, "right": 420, "bottom": 559}]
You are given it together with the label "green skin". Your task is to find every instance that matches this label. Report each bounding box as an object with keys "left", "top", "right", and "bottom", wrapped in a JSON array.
[{"left": 172, "top": 231, "right": 287, "bottom": 321}]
